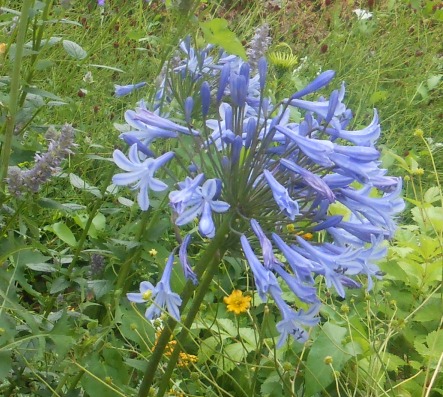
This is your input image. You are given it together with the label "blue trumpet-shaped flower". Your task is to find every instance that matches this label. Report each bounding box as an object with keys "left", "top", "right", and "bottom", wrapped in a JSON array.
[
  {"left": 173, "top": 178, "right": 230, "bottom": 238},
  {"left": 114, "top": 82, "right": 146, "bottom": 97},
  {"left": 112, "top": 144, "right": 174, "bottom": 211},
  {"left": 127, "top": 254, "right": 182, "bottom": 321},
  {"left": 263, "top": 170, "right": 299, "bottom": 220}
]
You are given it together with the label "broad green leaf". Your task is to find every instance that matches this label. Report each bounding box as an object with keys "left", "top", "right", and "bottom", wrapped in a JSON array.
[
  {"left": 50, "top": 276, "right": 71, "bottom": 294},
  {"left": 62, "top": 40, "right": 87, "bottom": 60},
  {"left": 216, "top": 318, "right": 237, "bottom": 336},
  {"left": 427, "top": 74, "right": 442, "bottom": 90},
  {"left": 92, "top": 212, "right": 106, "bottom": 233},
  {"left": 200, "top": 18, "right": 246, "bottom": 59},
  {"left": 51, "top": 222, "right": 77, "bottom": 247},
  {"left": 424, "top": 187, "right": 442, "bottom": 204},
  {"left": 87, "top": 280, "right": 113, "bottom": 299},
  {"left": 305, "top": 322, "right": 351, "bottom": 396},
  {"left": 414, "top": 329, "right": 443, "bottom": 368}
]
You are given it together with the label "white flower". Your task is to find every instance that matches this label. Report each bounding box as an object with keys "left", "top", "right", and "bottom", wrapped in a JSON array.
[{"left": 353, "top": 9, "right": 373, "bottom": 20}]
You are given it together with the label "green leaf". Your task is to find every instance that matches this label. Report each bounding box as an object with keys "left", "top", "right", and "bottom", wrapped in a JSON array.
[
  {"left": 0, "top": 351, "right": 12, "bottom": 379},
  {"left": 370, "top": 90, "right": 388, "bottom": 105},
  {"left": 92, "top": 212, "right": 106, "bottom": 233},
  {"left": 22, "top": 86, "right": 64, "bottom": 101},
  {"left": 51, "top": 222, "right": 77, "bottom": 247},
  {"left": 50, "top": 276, "right": 71, "bottom": 294},
  {"left": 69, "top": 173, "right": 102, "bottom": 198},
  {"left": 427, "top": 74, "right": 442, "bottom": 90},
  {"left": 216, "top": 318, "right": 237, "bottom": 336},
  {"left": 87, "top": 280, "right": 113, "bottom": 299},
  {"left": 26, "top": 262, "right": 57, "bottom": 272},
  {"left": 414, "top": 329, "right": 443, "bottom": 368},
  {"left": 200, "top": 18, "right": 246, "bottom": 59},
  {"left": 305, "top": 322, "right": 352, "bottom": 396},
  {"left": 62, "top": 40, "right": 87, "bottom": 60}
]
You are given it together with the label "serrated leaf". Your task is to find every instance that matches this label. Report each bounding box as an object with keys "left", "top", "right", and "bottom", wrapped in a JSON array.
[
  {"left": 216, "top": 318, "right": 237, "bottom": 336},
  {"left": 62, "top": 40, "right": 87, "bottom": 60},
  {"left": 424, "top": 187, "right": 442, "bottom": 204},
  {"left": 50, "top": 276, "right": 71, "bottom": 294}
]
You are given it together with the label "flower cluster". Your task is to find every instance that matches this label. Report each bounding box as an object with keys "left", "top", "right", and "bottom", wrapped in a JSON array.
[
  {"left": 7, "top": 124, "right": 76, "bottom": 197},
  {"left": 118, "top": 37, "right": 404, "bottom": 346}
]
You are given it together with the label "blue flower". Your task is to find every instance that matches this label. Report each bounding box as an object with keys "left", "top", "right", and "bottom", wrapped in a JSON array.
[
  {"left": 263, "top": 170, "right": 299, "bottom": 220},
  {"left": 114, "top": 82, "right": 146, "bottom": 97},
  {"left": 179, "top": 234, "right": 198, "bottom": 285},
  {"left": 174, "top": 178, "right": 230, "bottom": 238},
  {"left": 112, "top": 144, "right": 174, "bottom": 210},
  {"left": 272, "top": 291, "right": 320, "bottom": 347},
  {"left": 127, "top": 254, "right": 182, "bottom": 321},
  {"left": 240, "top": 235, "right": 282, "bottom": 302}
]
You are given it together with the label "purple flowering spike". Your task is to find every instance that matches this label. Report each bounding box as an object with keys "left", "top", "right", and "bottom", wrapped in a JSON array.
[
  {"left": 97, "top": 0, "right": 105, "bottom": 6},
  {"left": 112, "top": 145, "right": 174, "bottom": 211},
  {"left": 179, "top": 234, "right": 198, "bottom": 285},
  {"left": 280, "top": 159, "right": 336, "bottom": 203},
  {"left": 271, "top": 291, "right": 320, "bottom": 347},
  {"left": 263, "top": 170, "right": 299, "bottom": 220},
  {"left": 217, "top": 63, "right": 231, "bottom": 102},
  {"left": 240, "top": 235, "right": 282, "bottom": 302},
  {"left": 127, "top": 254, "right": 182, "bottom": 322},
  {"left": 184, "top": 97, "right": 194, "bottom": 123},
  {"left": 201, "top": 81, "right": 211, "bottom": 117},
  {"left": 250, "top": 219, "right": 281, "bottom": 269},
  {"left": 290, "top": 70, "right": 335, "bottom": 100},
  {"left": 258, "top": 57, "right": 267, "bottom": 90},
  {"left": 114, "top": 82, "right": 146, "bottom": 97}
]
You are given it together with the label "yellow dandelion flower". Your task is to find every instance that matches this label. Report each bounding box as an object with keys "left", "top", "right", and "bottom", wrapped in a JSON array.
[{"left": 224, "top": 290, "right": 251, "bottom": 315}]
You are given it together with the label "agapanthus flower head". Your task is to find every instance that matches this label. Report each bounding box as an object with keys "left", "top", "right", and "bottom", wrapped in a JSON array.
[{"left": 118, "top": 36, "right": 404, "bottom": 346}]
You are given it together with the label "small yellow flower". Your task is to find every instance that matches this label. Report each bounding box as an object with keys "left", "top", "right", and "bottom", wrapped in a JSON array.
[
  {"left": 0, "top": 43, "right": 6, "bottom": 54},
  {"left": 286, "top": 223, "right": 295, "bottom": 233},
  {"left": 148, "top": 248, "right": 158, "bottom": 257},
  {"left": 414, "top": 128, "right": 424, "bottom": 138},
  {"left": 224, "top": 290, "right": 252, "bottom": 315},
  {"left": 301, "top": 232, "right": 314, "bottom": 240}
]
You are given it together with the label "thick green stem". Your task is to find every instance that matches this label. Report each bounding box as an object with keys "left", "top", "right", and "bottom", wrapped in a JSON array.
[
  {"left": 156, "top": 247, "right": 228, "bottom": 397},
  {"left": 0, "top": 0, "right": 33, "bottom": 192},
  {"left": 137, "top": 215, "right": 233, "bottom": 397}
]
